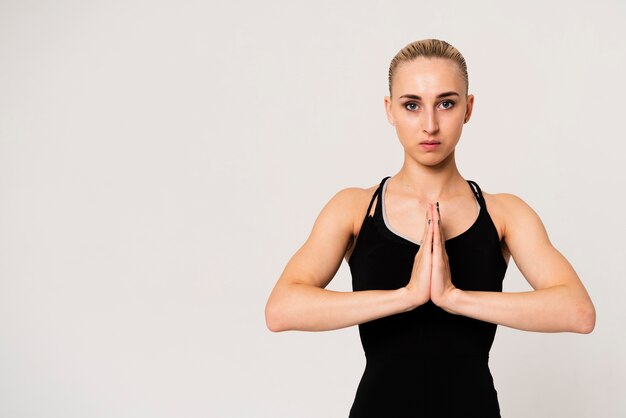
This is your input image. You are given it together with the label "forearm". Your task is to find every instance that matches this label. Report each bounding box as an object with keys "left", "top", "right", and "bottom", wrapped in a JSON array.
[
  {"left": 265, "top": 284, "right": 412, "bottom": 332},
  {"left": 441, "top": 285, "right": 596, "bottom": 333}
]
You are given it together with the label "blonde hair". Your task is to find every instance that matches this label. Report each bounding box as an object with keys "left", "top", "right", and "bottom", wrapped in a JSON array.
[{"left": 388, "top": 39, "right": 469, "bottom": 97}]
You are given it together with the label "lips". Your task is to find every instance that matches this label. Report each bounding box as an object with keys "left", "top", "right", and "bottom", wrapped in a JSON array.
[{"left": 419, "top": 140, "right": 441, "bottom": 150}]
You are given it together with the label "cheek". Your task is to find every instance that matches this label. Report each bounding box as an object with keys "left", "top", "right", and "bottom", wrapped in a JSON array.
[
  {"left": 394, "top": 118, "right": 418, "bottom": 140},
  {"left": 394, "top": 112, "right": 419, "bottom": 129},
  {"left": 440, "top": 112, "right": 465, "bottom": 133}
]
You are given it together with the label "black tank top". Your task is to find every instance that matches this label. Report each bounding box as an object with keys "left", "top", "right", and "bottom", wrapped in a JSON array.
[{"left": 348, "top": 176, "right": 508, "bottom": 418}]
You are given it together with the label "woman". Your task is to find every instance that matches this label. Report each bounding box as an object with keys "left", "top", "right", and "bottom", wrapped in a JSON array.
[{"left": 265, "top": 39, "right": 596, "bottom": 417}]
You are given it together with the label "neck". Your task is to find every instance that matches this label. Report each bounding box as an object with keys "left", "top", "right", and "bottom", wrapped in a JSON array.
[{"left": 392, "top": 151, "right": 465, "bottom": 201}]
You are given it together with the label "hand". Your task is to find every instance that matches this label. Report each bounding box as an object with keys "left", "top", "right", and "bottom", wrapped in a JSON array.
[
  {"left": 404, "top": 206, "right": 434, "bottom": 309},
  {"left": 430, "top": 202, "right": 457, "bottom": 310}
]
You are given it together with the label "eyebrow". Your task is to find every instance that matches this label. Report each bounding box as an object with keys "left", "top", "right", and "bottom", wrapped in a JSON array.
[{"left": 399, "top": 91, "right": 460, "bottom": 100}]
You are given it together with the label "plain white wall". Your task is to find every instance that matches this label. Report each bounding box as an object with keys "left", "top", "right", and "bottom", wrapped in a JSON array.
[{"left": 1, "top": 0, "right": 625, "bottom": 417}]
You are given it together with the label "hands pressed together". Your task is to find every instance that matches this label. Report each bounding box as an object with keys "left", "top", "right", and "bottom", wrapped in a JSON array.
[{"left": 405, "top": 202, "right": 458, "bottom": 311}]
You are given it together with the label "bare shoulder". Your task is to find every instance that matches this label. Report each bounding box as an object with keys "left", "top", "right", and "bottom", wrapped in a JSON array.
[
  {"left": 483, "top": 191, "right": 540, "bottom": 218},
  {"left": 273, "top": 183, "right": 378, "bottom": 289},
  {"left": 330, "top": 183, "right": 379, "bottom": 236},
  {"left": 304, "top": 183, "right": 379, "bottom": 249},
  {"left": 482, "top": 190, "right": 547, "bottom": 243},
  {"left": 327, "top": 186, "right": 369, "bottom": 208},
  {"left": 328, "top": 183, "right": 379, "bottom": 262},
  {"left": 483, "top": 191, "right": 535, "bottom": 215}
]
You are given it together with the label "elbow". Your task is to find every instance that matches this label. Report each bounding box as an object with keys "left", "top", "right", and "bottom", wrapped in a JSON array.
[
  {"left": 265, "top": 300, "right": 289, "bottom": 333},
  {"left": 571, "top": 300, "right": 596, "bottom": 334}
]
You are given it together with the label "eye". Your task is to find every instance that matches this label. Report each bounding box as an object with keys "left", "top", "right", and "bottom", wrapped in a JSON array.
[
  {"left": 440, "top": 100, "right": 455, "bottom": 109},
  {"left": 404, "top": 102, "right": 418, "bottom": 111}
]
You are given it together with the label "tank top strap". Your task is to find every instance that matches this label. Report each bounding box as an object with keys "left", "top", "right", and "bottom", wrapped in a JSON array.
[
  {"left": 365, "top": 188, "right": 379, "bottom": 218},
  {"left": 355, "top": 176, "right": 391, "bottom": 234},
  {"left": 466, "top": 179, "right": 485, "bottom": 207},
  {"left": 371, "top": 176, "right": 392, "bottom": 218}
]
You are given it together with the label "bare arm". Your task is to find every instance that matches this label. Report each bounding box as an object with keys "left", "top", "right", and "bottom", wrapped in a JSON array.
[
  {"left": 432, "top": 193, "right": 596, "bottom": 334},
  {"left": 265, "top": 188, "right": 430, "bottom": 332}
]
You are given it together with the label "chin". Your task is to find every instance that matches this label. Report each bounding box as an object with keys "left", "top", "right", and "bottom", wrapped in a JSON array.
[{"left": 412, "top": 152, "right": 454, "bottom": 167}]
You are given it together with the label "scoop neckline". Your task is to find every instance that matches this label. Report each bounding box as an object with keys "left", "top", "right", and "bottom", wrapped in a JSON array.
[{"left": 380, "top": 176, "right": 482, "bottom": 246}]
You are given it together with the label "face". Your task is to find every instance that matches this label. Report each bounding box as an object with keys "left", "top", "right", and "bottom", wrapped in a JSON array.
[{"left": 385, "top": 57, "right": 474, "bottom": 167}]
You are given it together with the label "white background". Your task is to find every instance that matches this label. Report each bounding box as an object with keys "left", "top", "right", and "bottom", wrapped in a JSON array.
[{"left": 1, "top": 0, "right": 625, "bottom": 417}]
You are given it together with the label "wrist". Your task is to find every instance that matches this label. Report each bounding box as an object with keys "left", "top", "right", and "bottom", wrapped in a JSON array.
[
  {"left": 398, "top": 286, "right": 425, "bottom": 312},
  {"left": 440, "top": 287, "right": 463, "bottom": 314}
]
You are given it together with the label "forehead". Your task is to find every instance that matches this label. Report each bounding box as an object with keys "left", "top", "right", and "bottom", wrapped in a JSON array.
[{"left": 392, "top": 57, "right": 464, "bottom": 97}]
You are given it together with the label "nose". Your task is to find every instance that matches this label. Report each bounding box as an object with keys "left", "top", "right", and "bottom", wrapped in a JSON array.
[{"left": 423, "top": 109, "right": 439, "bottom": 134}]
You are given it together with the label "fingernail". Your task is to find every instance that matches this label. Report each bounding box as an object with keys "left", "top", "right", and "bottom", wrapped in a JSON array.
[
  {"left": 437, "top": 219, "right": 440, "bottom": 225},
  {"left": 428, "top": 219, "right": 431, "bottom": 225},
  {"left": 436, "top": 201, "right": 440, "bottom": 215}
]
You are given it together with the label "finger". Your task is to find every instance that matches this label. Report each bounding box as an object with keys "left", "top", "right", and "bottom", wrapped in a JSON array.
[
  {"left": 420, "top": 206, "right": 431, "bottom": 247},
  {"left": 434, "top": 201, "right": 445, "bottom": 251},
  {"left": 424, "top": 204, "right": 434, "bottom": 254},
  {"left": 433, "top": 203, "right": 442, "bottom": 257}
]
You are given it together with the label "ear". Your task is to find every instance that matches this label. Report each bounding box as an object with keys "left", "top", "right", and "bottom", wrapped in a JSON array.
[
  {"left": 464, "top": 94, "right": 474, "bottom": 123},
  {"left": 384, "top": 96, "right": 395, "bottom": 126}
]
